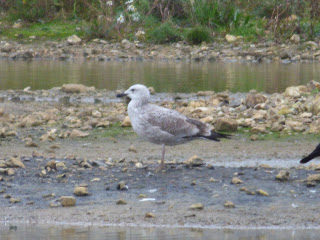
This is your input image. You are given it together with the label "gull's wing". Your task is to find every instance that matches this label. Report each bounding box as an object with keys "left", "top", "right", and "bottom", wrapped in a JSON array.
[{"left": 142, "top": 104, "right": 210, "bottom": 137}]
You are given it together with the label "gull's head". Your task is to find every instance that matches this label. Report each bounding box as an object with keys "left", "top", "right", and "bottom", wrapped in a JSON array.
[{"left": 117, "top": 84, "right": 150, "bottom": 102}]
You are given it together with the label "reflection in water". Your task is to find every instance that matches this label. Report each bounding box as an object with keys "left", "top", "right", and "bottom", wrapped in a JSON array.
[
  {"left": 1, "top": 225, "right": 320, "bottom": 240},
  {"left": 0, "top": 61, "right": 320, "bottom": 93}
]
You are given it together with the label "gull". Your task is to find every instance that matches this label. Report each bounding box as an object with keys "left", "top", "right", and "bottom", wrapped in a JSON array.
[
  {"left": 117, "top": 84, "right": 229, "bottom": 169},
  {"left": 300, "top": 143, "right": 320, "bottom": 164}
]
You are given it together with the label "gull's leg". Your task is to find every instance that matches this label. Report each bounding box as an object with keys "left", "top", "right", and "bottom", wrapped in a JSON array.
[{"left": 161, "top": 144, "right": 165, "bottom": 170}]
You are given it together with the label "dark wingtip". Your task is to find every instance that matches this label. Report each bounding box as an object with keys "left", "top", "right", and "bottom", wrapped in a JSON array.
[{"left": 299, "top": 143, "right": 320, "bottom": 164}]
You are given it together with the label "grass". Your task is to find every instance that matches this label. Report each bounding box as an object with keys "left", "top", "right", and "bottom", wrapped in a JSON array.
[
  {"left": 235, "top": 126, "right": 320, "bottom": 142},
  {"left": 0, "top": 20, "right": 84, "bottom": 40},
  {"left": 89, "top": 124, "right": 135, "bottom": 139}
]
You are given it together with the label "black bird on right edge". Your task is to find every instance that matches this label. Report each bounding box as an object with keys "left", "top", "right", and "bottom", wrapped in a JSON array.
[{"left": 300, "top": 143, "right": 320, "bottom": 164}]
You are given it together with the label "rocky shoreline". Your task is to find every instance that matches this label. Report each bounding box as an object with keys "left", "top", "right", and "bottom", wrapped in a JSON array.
[
  {"left": 1, "top": 37, "right": 320, "bottom": 63},
  {"left": 0, "top": 81, "right": 319, "bottom": 146},
  {"left": 1, "top": 82, "right": 320, "bottom": 227}
]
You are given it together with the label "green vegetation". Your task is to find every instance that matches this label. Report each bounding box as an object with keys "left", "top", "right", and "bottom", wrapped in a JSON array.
[
  {"left": 0, "top": 0, "right": 320, "bottom": 43},
  {"left": 186, "top": 27, "right": 211, "bottom": 45}
]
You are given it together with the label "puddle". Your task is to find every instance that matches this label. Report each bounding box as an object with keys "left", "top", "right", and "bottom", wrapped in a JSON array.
[{"left": 1, "top": 224, "right": 320, "bottom": 240}]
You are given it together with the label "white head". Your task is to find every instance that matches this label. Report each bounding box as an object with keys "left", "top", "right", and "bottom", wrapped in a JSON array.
[{"left": 123, "top": 84, "right": 150, "bottom": 102}]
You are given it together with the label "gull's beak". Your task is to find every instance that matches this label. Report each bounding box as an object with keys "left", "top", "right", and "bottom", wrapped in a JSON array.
[{"left": 116, "top": 93, "right": 128, "bottom": 98}]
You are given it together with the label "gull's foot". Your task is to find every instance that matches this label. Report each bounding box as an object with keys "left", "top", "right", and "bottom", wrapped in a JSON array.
[{"left": 155, "top": 163, "right": 166, "bottom": 172}]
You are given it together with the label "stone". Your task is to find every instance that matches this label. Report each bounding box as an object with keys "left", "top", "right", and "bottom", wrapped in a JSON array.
[
  {"left": 189, "top": 203, "right": 204, "bottom": 210},
  {"left": 276, "top": 170, "right": 290, "bottom": 181},
  {"left": 7, "top": 168, "right": 15, "bottom": 176},
  {"left": 251, "top": 126, "right": 267, "bottom": 134},
  {"left": 245, "top": 93, "right": 267, "bottom": 108},
  {"left": 290, "top": 34, "right": 300, "bottom": 43},
  {"left": 67, "top": 35, "right": 82, "bottom": 45},
  {"left": 307, "top": 174, "right": 320, "bottom": 182},
  {"left": 285, "top": 86, "right": 300, "bottom": 98},
  {"left": 256, "top": 189, "right": 269, "bottom": 196},
  {"left": 225, "top": 34, "right": 237, "bottom": 43},
  {"left": 9, "top": 198, "right": 21, "bottom": 203},
  {"left": 69, "top": 129, "right": 89, "bottom": 138},
  {"left": 74, "top": 186, "right": 89, "bottom": 196},
  {"left": 8, "top": 157, "right": 25, "bottom": 168},
  {"left": 92, "top": 110, "right": 102, "bottom": 118},
  {"left": 215, "top": 118, "right": 238, "bottom": 132},
  {"left": 117, "top": 181, "right": 128, "bottom": 190},
  {"left": 129, "top": 145, "right": 137, "bottom": 153},
  {"left": 61, "top": 84, "right": 95, "bottom": 93},
  {"left": 12, "top": 22, "right": 22, "bottom": 29},
  {"left": 145, "top": 212, "right": 156, "bottom": 218},
  {"left": 250, "top": 134, "right": 259, "bottom": 141},
  {"left": 18, "top": 115, "right": 42, "bottom": 128},
  {"left": 0, "top": 108, "right": 4, "bottom": 117},
  {"left": 121, "top": 116, "right": 131, "bottom": 127},
  {"left": 138, "top": 194, "right": 147, "bottom": 198},
  {"left": 231, "top": 177, "right": 243, "bottom": 184},
  {"left": 200, "top": 116, "right": 213, "bottom": 124},
  {"left": 116, "top": 198, "right": 127, "bottom": 205},
  {"left": 184, "top": 155, "right": 204, "bottom": 167},
  {"left": 224, "top": 201, "right": 235, "bottom": 208},
  {"left": 60, "top": 196, "right": 76, "bottom": 207},
  {"left": 46, "top": 160, "right": 56, "bottom": 170},
  {"left": 148, "top": 87, "right": 156, "bottom": 95}
]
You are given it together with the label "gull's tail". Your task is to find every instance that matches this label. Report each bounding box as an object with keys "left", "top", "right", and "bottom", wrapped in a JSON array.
[
  {"left": 300, "top": 143, "right": 320, "bottom": 164},
  {"left": 202, "top": 131, "right": 231, "bottom": 142}
]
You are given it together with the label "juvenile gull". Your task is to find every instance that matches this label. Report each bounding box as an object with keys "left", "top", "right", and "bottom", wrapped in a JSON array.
[
  {"left": 300, "top": 143, "right": 320, "bottom": 164},
  {"left": 117, "top": 84, "right": 229, "bottom": 169}
]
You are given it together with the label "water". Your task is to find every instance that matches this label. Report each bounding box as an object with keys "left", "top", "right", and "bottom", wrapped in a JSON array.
[
  {"left": 1, "top": 61, "right": 320, "bottom": 93},
  {"left": 1, "top": 225, "right": 320, "bottom": 240}
]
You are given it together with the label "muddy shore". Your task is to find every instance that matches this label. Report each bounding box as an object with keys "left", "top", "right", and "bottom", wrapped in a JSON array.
[{"left": 1, "top": 115, "right": 320, "bottom": 228}]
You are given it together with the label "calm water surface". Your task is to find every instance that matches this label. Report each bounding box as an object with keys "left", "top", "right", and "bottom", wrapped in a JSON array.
[
  {"left": 1, "top": 61, "right": 320, "bottom": 93},
  {"left": 1, "top": 225, "right": 320, "bottom": 240}
]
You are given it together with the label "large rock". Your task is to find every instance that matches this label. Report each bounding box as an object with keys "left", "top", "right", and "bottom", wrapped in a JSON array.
[
  {"left": 67, "top": 35, "right": 82, "bottom": 45},
  {"left": 18, "top": 115, "right": 43, "bottom": 128},
  {"left": 215, "top": 118, "right": 238, "bottom": 132},
  {"left": 310, "top": 120, "right": 320, "bottom": 133},
  {"left": 61, "top": 84, "right": 95, "bottom": 93},
  {"left": 8, "top": 157, "right": 25, "bottom": 168},
  {"left": 284, "top": 86, "right": 307, "bottom": 98},
  {"left": 69, "top": 129, "right": 89, "bottom": 138},
  {"left": 245, "top": 93, "right": 267, "bottom": 108}
]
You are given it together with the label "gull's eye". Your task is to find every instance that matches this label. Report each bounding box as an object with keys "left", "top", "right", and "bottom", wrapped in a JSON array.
[{"left": 131, "top": 89, "right": 135, "bottom": 92}]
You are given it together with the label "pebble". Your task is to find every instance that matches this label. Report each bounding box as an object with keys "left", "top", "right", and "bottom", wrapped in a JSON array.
[
  {"left": 116, "top": 198, "right": 127, "bottom": 205},
  {"left": 275, "top": 170, "right": 290, "bottom": 181},
  {"left": 224, "top": 201, "right": 235, "bottom": 208},
  {"left": 189, "top": 203, "right": 204, "bottom": 210},
  {"left": 231, "top": 177, "right": 243, "bottom": 184},
  {"left": 184, "top": 155, "right": 204, "bottom": 167},
  {"left": 256, "top": 189, "right": 269, "bottom": 196},
  {"left": 60, "top": 196, "right": 76, "bottom": 207},
  {"left": 74, "top": 186, "right": 89, "bottom": 196},
  {"left": 117, "top": 181, "right": 128, "bottom": 190},
  {"left": 129, "top": 145, "right": 137, "bottom": 153},
  {"left": 9, "top": 197, "right": 21, "bottom": 203},
  {"left": 145, "top": 212, "right": 156, "bottom": 218}
]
